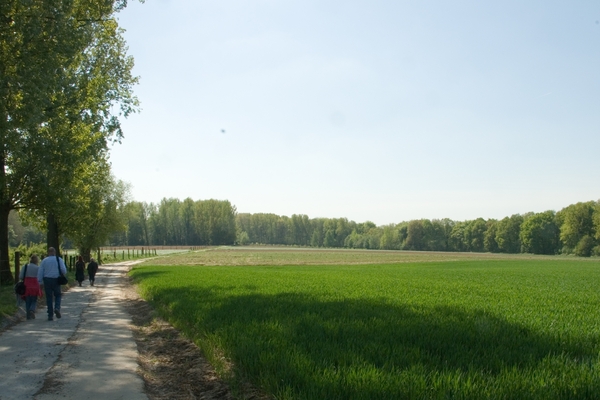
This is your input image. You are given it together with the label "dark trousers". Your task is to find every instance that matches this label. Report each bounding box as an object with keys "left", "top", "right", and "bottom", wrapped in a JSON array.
[
  {"left": 43, "top": 277, "right": 62, "bottom": 318},
  {"left": 25, "top": 296, "right": 38, "bottom": 313}
]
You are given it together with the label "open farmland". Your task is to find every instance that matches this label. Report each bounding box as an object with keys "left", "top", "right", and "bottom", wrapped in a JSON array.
[
  {"left": 130, "top": 248, "right": 600, "bottom": 399},
  {"left": 142, "top": 245, "right": 571, "bottom": 266}
]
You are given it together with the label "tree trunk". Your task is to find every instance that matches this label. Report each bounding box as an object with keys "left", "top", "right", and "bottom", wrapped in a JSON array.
[
  {"left": 0, "top": 202, "right": 13, "bottom": 284},
  {"left": 0, "top": 145, "right": 14, "bottom": 284},
  {"left": 80, "top": 247, "right": 91, "bottom": 262},
  {"left": 47, "top": 213, "right": 61, "bottom": 257}
]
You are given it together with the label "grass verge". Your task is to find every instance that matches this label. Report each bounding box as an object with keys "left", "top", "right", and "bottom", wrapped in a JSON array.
[{"left": 131, "top": 252, "right": 600, "bottom": 399}]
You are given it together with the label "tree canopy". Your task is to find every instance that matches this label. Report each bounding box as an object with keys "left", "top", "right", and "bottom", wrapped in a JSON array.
[{"left": 0, "top": 0, "right": 139, "bottom": 282}]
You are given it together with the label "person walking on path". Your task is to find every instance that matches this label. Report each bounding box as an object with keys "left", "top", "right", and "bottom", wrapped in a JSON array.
[
  {"left": 0, "top": 260, "right": 149, "bottom": 399},
  {"left": 87, "top": 257, "right": 99, "bottom": 286},
  {"left": 38, "top": 247, "right": 68, "bottom": 321},
  {"left": 20, "top": 254, "right": 42, "bottom": 320},
  {"left": 75, "top": 256, "right": 86, "bottom": 286}
]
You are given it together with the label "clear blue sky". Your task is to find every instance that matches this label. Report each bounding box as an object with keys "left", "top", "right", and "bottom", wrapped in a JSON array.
[{"left": 110, "top": 0, "right": 600, "bottom": 225}]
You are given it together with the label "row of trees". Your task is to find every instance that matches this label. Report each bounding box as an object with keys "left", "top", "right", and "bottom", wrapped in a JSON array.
[
  {"left": 1, "top": 0, "right": 140, "bottom": 282},
  {"left": 111, "top": 198, "right": 237, "bottom": 246},
  {"left": 96, "top": 198, "right": 600, "bottom": 257},
  {"left": 235, "top": 201, "right": 600, "bottom": 256}
]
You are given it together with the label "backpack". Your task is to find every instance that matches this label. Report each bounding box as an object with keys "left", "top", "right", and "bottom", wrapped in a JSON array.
[{"left": 14, "top": 263, "right": 27, "bottom": 295}]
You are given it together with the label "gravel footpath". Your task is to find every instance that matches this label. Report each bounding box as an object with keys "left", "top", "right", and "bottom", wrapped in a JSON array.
[{"left": 0, "top": 261, "right": 147, "bottom": 400}]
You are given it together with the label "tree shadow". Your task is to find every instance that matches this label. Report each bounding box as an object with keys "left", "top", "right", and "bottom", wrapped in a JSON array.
[{"left": 150, "top": 285, "right": 600, "bottom": 399}]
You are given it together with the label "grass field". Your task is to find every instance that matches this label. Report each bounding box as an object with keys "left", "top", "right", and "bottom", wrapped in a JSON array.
[{"left": 131, "top": 248, "right": 600, "bottom": 399}]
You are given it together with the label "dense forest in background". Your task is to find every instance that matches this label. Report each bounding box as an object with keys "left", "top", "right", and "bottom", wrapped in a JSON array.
[
  {"left": 98, "top": 198, "right": 600, "bottom": 257},
  {"left": 234, "top": 201, "right": 600, "bottom": 256},
  {"left": 10, "top": 199, "right": 600, "bottom": 257}
]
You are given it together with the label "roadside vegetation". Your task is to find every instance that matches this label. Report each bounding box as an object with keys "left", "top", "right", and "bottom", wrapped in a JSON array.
[{"left": 130, "top": 249, "right": 600, "bottom": 399}]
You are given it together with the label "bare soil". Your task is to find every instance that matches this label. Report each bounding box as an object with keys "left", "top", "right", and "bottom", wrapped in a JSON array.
[{"left": 121, "top": 277, "right": 270, "bottom": 400}]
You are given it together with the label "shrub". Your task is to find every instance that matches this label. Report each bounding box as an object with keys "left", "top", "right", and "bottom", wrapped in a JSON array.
[{"left": 574, "top": 235, "right": 595, "bottom": 257}]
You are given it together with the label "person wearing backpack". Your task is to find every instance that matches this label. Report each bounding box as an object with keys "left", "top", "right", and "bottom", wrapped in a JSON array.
[{"left": 20, "top": 254, "right": 42, "bottom": 320}]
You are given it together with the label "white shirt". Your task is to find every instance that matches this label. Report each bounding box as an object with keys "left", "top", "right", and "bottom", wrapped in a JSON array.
[{"left": 37, "top": 256, "right": 67, "bottom": 283}]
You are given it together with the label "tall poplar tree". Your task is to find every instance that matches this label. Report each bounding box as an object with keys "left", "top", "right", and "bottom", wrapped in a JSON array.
[{"left": 0, "top": 0, "right": 138, "bottom": 282}]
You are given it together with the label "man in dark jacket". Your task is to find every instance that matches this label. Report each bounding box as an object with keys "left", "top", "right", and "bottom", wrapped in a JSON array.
[{"left": 87, "top": 258, "right": 99, "bottom": 286}]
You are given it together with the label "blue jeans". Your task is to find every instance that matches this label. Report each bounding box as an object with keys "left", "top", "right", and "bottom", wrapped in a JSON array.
[
  {"left": 25, "top": 296, "right": 38, "bottom": 314},
  {"left": 43, "top": 277, "right": 62, "bottom": 318}
]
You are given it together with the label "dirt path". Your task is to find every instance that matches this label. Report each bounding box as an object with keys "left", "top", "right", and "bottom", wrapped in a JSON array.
[
  {"left": 0, "top": 262, "right": 147, "bottom": 399},
  {"left": 0, "top": 261, "right": 245, "bottom": 400}
]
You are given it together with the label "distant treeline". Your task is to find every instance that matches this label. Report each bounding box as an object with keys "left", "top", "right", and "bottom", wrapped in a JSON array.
[
  {"left": 112, "top": 199, "right": 237, "bottom": 247},
  {"left": 107, "top": 198, "right": 600, "bottom": 257},
  {"left": 237, "top": 201, "right": 600, "bottom": 256}
]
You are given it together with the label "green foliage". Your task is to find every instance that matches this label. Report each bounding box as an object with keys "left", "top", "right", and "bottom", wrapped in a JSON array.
[
  {"left": 379, "top": 225, "right": 401, "bottom": 250},
  {"left": 449, "top": 219, "right": 487, "bottom": 252},
  {"left": 222, "top": 199, "right": 600, "bottom": 258},
  {"left": 558, "top": 202, "right": 597, "bottom": 253},
  {"left": 428, "top": 219, "right": 451, "bottom": 251},
  {"left": 466, "top": 218, "right": 487, "bottom": 252},
  {"left": 110, "top": 198, "right": 600, "bottom": 258},
  {"left": 0, "top": 0, "right": 139, "bottom": 282},
  {"left": 124, "top": 198, "right": 237, "bottom": 246},
  {"left": 237, "top": 231, "right": 250, "bottom": 245},
  {"left": 14, "top": 242, "right": 47, "bottom": 262},
  {"left": 132, "top": 256, "right": 600, "bottom": 399},
  {"left": 449, "top": 221, "right": 467, "bottom": 251},
  {"left": 323, "top": 229, "right": 336, "bottom": 247},
  {"left": 344, "top": 223, "right": 382, "bottom": 250},
  {"left": 520, "top": 211, "right": 560, "bottom": 255},
  {"left": 0, "top": 284, "right": 17, "bottom": 317},
  {"left": 496, "top": 215, "right": 524, "bottom": 253},
  {"left": 310, "top": 229, "right": 322, "bottom": 247},
  {"left": 484, "top": 219, "right": 499, "bottom": 252},
  {"left": 121, "top": 201, "right": 150, "bottom": 245},
  {"left": 67, "top": 175, "right": 130, "bottom": 258},
  {"left": 404, "top": 219, "right": 426, "bottom": 250},
  {"left": 574, "top": 236, "right": 595, "bottom": 257}
]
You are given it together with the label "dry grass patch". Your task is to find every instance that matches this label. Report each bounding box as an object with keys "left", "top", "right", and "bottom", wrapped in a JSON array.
[{"left": 140, "top": 246, "right": 567, "bottom": 267}]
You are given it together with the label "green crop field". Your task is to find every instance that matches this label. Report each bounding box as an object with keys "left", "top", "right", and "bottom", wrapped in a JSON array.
[{"left": 130, "top": 248, "right": 600, "bottom": 399}]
